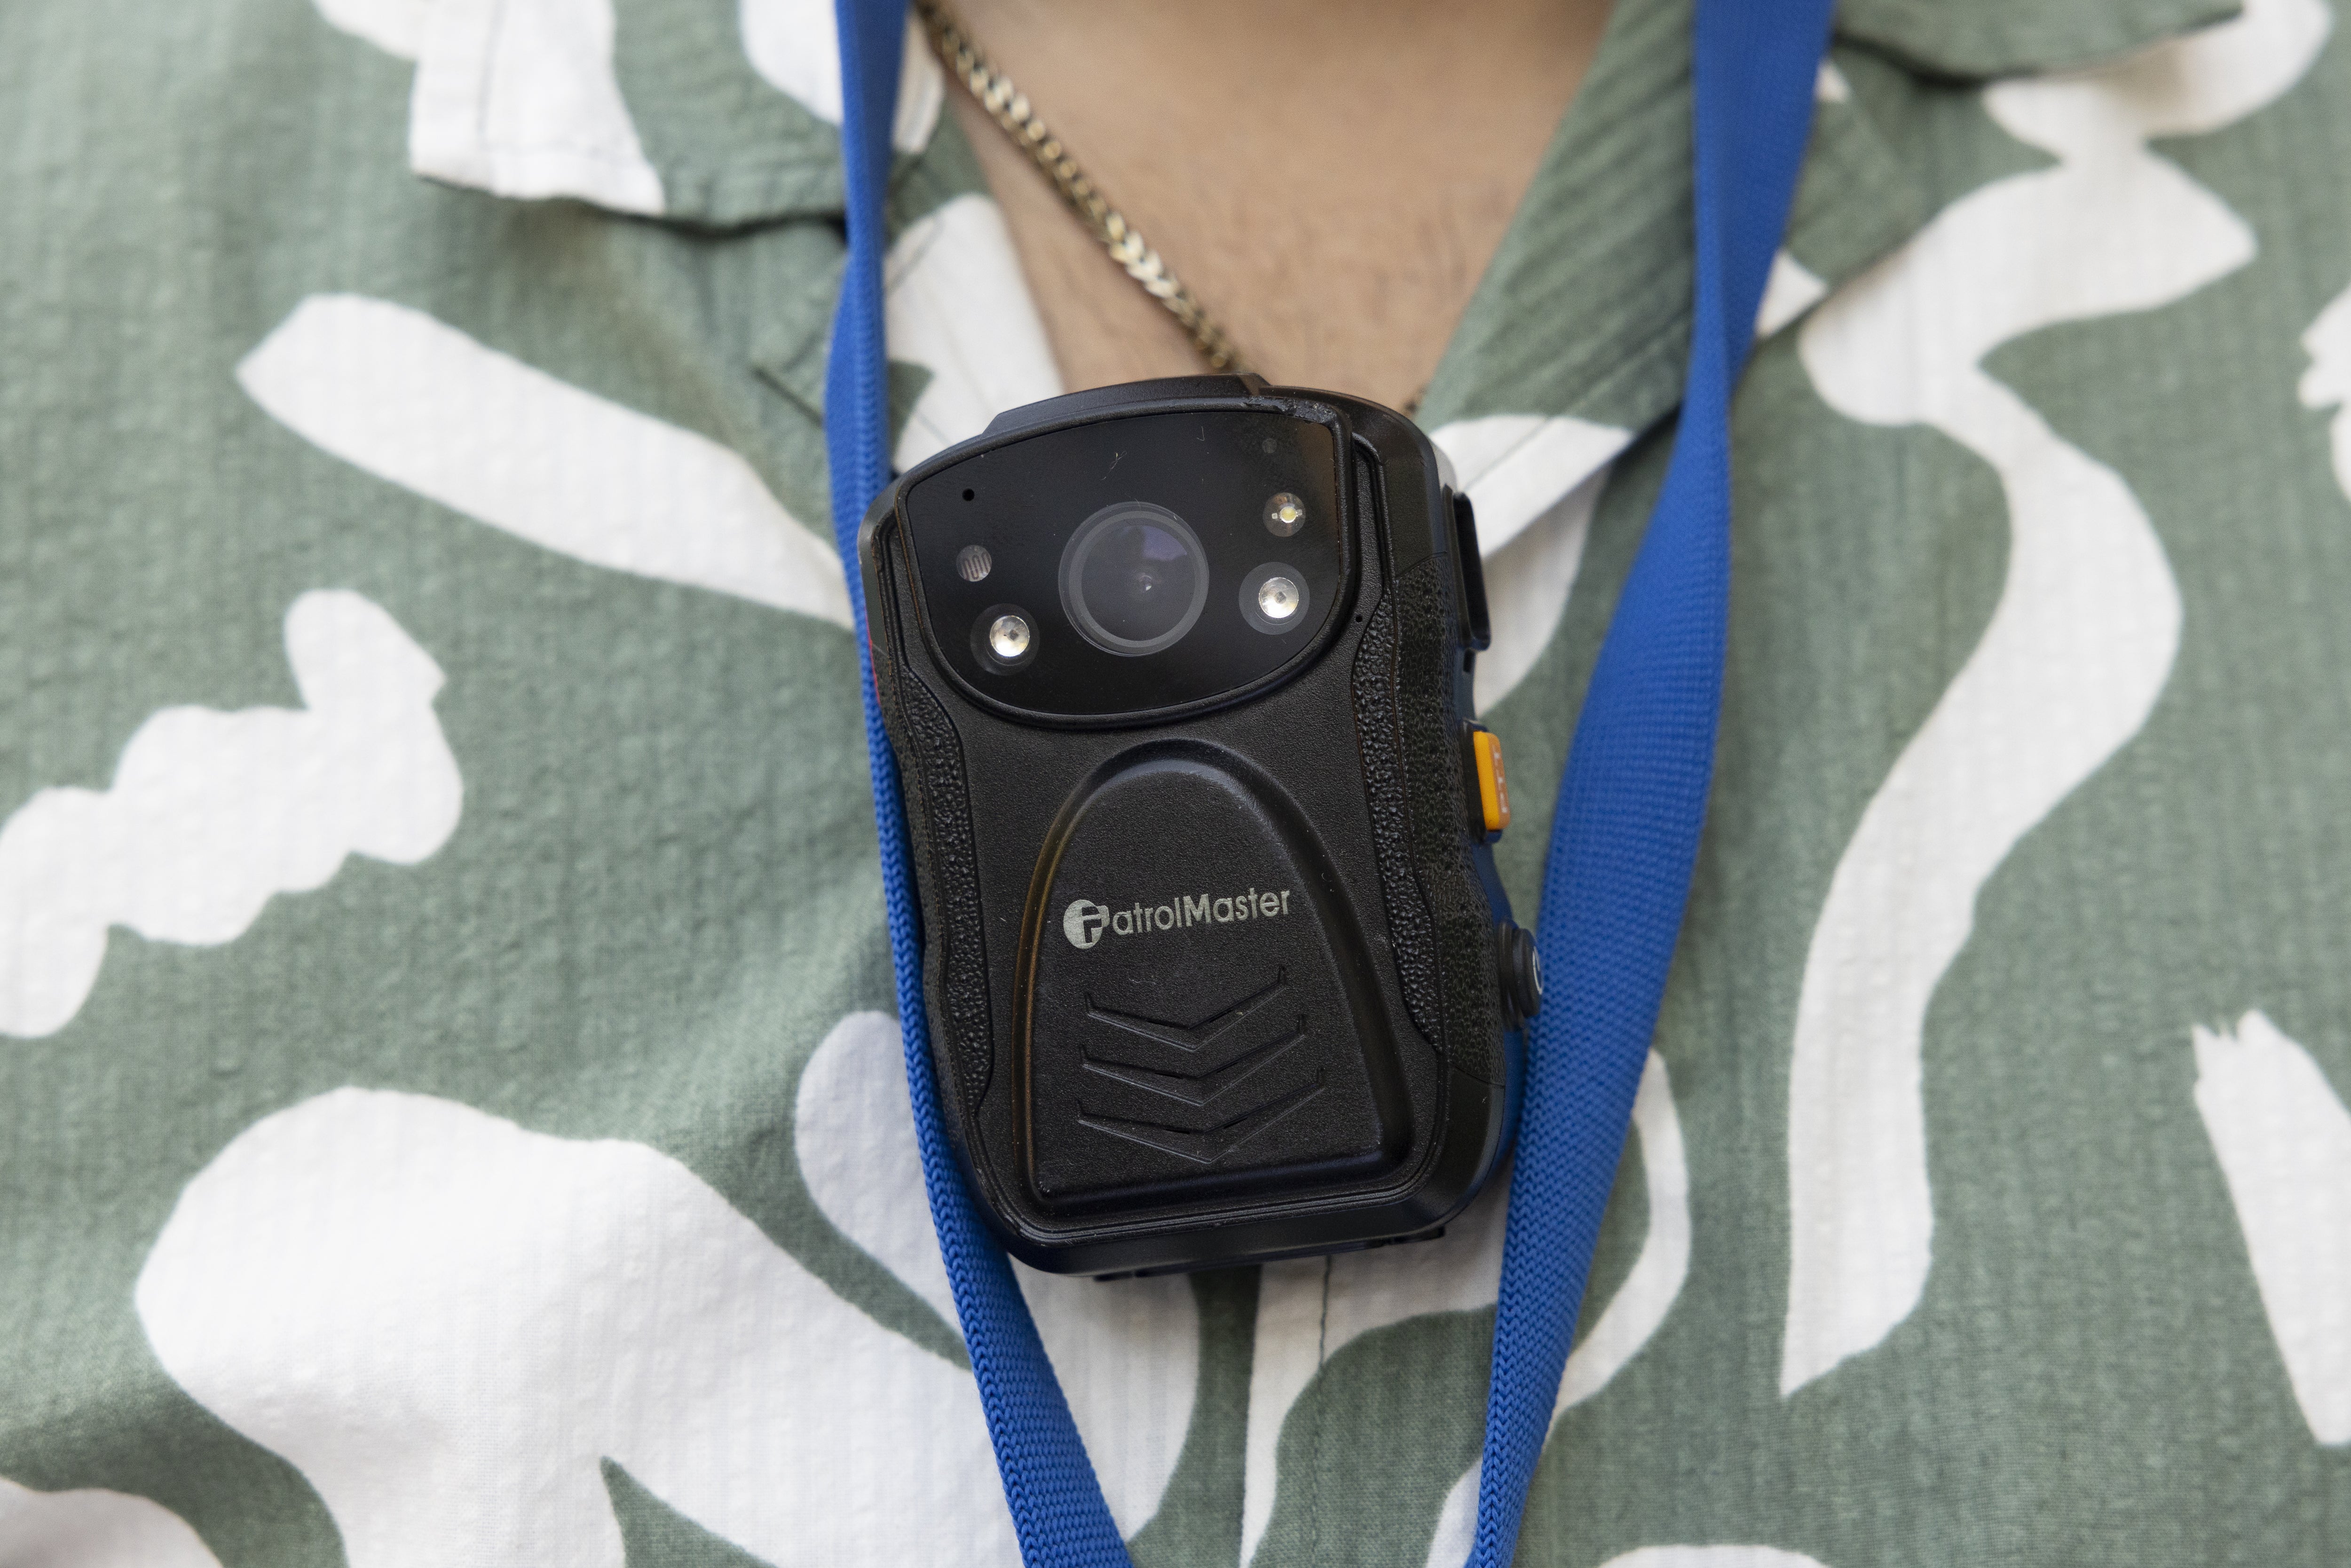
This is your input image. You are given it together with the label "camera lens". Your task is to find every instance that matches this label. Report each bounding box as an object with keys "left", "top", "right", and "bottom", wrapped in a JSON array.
[
  {"left": 1059, "top": 503, "right": 1210, "bottom": 657},
  {"left": 1239, "top": 562, "right": 1311, "bottom": 636}
]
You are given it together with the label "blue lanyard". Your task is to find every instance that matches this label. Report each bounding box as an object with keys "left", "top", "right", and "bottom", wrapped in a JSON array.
[{"left": 823, "top": 3, "right": 1832, "bottom": 1561}]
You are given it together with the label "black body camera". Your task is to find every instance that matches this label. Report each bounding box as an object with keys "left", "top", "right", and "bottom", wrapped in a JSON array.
[{"left": 860, "top": 376, "right": 1540, "bottom": 1276}]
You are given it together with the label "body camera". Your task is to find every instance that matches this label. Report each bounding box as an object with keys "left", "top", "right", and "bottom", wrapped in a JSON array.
[{"left": 860, "top": 375, "right": 1540, "bottom": 1276}]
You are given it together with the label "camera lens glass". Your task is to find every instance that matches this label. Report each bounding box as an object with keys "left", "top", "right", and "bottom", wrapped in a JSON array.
[{"left": 1059, "top": 503, "right": 1210, "bottom": 657}]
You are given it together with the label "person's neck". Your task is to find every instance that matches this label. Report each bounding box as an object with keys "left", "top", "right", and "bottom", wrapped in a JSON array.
[{"left": 940, "top": 0, "right": 1614, "bottom": 410}]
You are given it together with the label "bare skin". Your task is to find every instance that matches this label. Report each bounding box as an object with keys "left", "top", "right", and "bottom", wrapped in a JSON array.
[{"left": 939, "top": 0, "right": 1615, "bottom": 409}]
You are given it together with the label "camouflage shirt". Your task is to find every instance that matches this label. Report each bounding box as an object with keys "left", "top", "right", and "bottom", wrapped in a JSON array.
[{"left": 5, "top": 0, "right": 2350, "bottom": 1563}]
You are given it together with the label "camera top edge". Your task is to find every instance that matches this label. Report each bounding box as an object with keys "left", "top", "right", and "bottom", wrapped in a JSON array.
[{"left": 859, "top": 377, "right": 1439, "bottom": 573}]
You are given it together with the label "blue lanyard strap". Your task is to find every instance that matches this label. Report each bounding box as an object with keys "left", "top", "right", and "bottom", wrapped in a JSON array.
[
  {"left": 1471, "top": 3, "right": 1832, "bottom": 1558},
  {"left": 823, "top": 4, "right": 1831, "bottom": 1562},
  {"left": 826, "top": 4, "right": 1130, "bottom": 1562}
]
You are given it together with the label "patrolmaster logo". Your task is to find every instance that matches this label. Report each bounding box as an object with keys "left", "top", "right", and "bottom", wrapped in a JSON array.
[{"left": 1062, "top": 888, "right": 1294, "bottom": 949}]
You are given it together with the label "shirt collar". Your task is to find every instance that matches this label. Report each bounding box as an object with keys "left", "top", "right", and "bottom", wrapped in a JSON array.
[
  {"left": 394, "top": 0, "right": 2236, "bottom": 228},
  {"left": 1836, "top": 0, "right": 2240, "bottom": 77},
  {"left": 390, "top": 0, "right": 2244, "bottom": 540},
  {"left": 1408, "top": 0, "right": 2241, "bottom": 537},
  {"left": 406, "top": 0, "right": 944, "bottom": 225}
]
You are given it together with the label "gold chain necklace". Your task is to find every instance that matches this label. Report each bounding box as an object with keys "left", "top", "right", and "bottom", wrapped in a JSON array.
[{"left": 914, "top": 0, "right": 1256, "bottom": 378}]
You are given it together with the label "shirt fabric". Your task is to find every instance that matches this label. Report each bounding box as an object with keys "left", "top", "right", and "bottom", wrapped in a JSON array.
[{"left": 4, "top": 0, "right": 2350, "bottom": 1563}]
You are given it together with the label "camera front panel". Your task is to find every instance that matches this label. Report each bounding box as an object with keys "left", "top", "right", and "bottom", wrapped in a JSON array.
[
  {"left": 863, "top": 381, "right": 1521, "bottom": 1276},
  {"left": 898, "top": 408, "right": 1348, "bottom": 722}
]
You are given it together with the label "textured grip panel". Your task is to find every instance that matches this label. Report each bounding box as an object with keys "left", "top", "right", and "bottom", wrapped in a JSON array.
[
  {"left": 1390, "top": 557, "right": 1504, "bottom": 1086},
  {"left": 896, "top": 670, "right": 996, "bottom": 1118},
  {"left": 1350, "top": 588, "right": 1444, "bottom": 1052}
]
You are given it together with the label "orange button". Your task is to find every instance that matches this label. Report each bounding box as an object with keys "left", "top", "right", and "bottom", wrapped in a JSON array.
[{"left": 1471, "top": 728, "right": 1511, "bottom": 836}]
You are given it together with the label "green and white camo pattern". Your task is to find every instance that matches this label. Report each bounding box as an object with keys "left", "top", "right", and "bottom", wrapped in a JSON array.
[{"left": 3, "top": 0, "right": 2349, "bottom": 1562}]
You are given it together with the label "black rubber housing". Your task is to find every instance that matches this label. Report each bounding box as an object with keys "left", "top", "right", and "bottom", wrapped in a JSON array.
[{"left": 860, "top": 376, "right": 1523, "bottom": 1276}]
